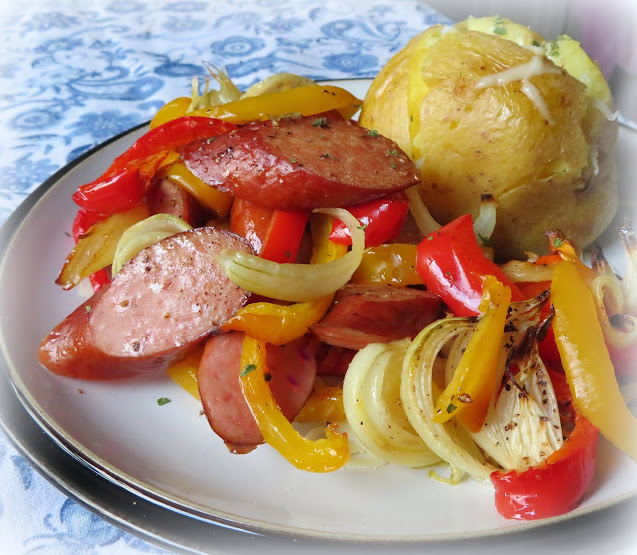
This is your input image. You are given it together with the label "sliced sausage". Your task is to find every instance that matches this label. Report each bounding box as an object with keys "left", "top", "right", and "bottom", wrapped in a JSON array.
[
  {"left": 198, "top": 331, "right": 317, "bottom": 453},
  {"left": 147, "top": 177, "right": 201, "bottom": 226},
  {"left": 311, "top": 284, "right": 442, "bottom": 350},
  {"left": 181, "top": 112, "right": 420, "bottom": 211},
  {"left": 314, "top": 343, "right": 356, "bottom": 376},
  {"left": 39, "top": 226, "right": 252, "bottom": 380}
]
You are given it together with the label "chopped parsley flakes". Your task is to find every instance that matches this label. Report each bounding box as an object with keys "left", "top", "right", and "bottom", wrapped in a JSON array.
[
  {"left": 320, "top": 152, "right": 339, "bottom": 160},
  {"left": 241, "top": 363, "right": 257, "bottom": 377},
  {"left": 493, "top": 16, "right": 507, "bottom": 35}
]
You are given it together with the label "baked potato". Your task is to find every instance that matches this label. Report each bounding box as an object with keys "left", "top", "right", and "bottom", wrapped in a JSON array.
[{"left": 359, "top": 16, "right": 618, "bottom": 260}]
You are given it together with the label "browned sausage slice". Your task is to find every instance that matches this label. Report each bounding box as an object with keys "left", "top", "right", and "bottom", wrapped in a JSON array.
[
  {"left": 314, "top": 342, "right": 356, "bottom": 376},
  {"left": 311, "top": 284, "right": 442, "bottom": 350},
  {"left": 39, "top": 227, "right": 252, "bottom": 380},
  {"left": 147, "top": 177, "right": 201, "bottom": 226},
  {"left": 181, "top": 113, "right": 420, "bottom": 211},
  {"left": 198, "top": 331, "right": 316, "bottom": 453}
]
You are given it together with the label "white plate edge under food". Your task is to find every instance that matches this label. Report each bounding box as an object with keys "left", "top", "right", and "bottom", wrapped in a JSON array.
[{"left": 1, "top": 78, "right": 637, "bottom": 548}]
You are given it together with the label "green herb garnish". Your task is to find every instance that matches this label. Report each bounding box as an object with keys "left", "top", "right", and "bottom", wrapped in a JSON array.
[
  {"left": 493, "top": 15, "right": 507, "bottom": 35},
  {"left": 241, "top": 363, "right": 257, "bottom": 377},
  {"left": 320, "top": 152, "right": 339, "bottom": 160},
  {"left": 157, "top": 397, "right": 171, "bottom": 406}
]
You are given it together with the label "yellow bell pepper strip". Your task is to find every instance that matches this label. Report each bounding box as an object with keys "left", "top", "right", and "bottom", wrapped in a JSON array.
[
  {"left": 221, "top": 213, "right": 347, "bottom": 345},
  {"left": 164, "top": 162, "right": 234, "bottom": 218},
  {"left": 239, "top": 335, "right": 349, "bottom": 472},
  {"left": 166, "top": 345, "right": 204, "bottom": 400},
  {"left": 350, "top": 243, "right": 423, "bottom": 286},
  {"left": 56, "top": 204, "right": 149, "bottom": 290},
  {"left": 295, "top": 383, "right": 346, "bottom": 423},
  {"left": 187, "top": 85, "right": 361, "bottom": 124},
  {"left": 222, "top": 297, "right": 334, "bottom": 346},
  {"left": 551, "top": 261, "right": 637, "bottom": 461},
  {"left": 150, "top": 96, "right": 191, "bottom": 129},
  {"left": 433, "top": 276, "right": 512, "bottom": 432}
]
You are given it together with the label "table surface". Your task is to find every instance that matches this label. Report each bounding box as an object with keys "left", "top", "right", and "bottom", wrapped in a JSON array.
[{"left": 1, "top": 1, "right": 636, "bottom": 554}]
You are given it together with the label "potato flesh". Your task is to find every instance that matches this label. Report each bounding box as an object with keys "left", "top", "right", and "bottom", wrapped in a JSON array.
[{"left": 360, "top": 23, "right": 618, "bottom": 260}]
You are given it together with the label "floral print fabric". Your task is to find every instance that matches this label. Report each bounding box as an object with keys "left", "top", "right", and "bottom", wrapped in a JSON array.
[{"left": 0, "top": 0, "right": 449, "bottom": 552}]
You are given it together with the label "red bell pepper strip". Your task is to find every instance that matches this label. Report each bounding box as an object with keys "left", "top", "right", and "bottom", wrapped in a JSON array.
[
  {"left": 416, "top": 214, "right": 523, "bottom": 317},
  {"left": 86, "top": 268, "right": 112, "bottom": 292},
  {"left": 71, "top": 209, "right": 111, "bottom": 292},
  {"left": 491, "top": 370, "right": 598, "bottom": 520},
  {"left": 72, "top": 209, "right": 108, "bottom": 242},
  {"left": 72, "top": 117, "right": 238, "bottom": 214},
  {"left": 329, "top": 193, "right": 409, "bottom": 247},
  {"left": 229, "top": 200, "right": 309, "bottom": 263},
  {"left": 260, "top": 210, "right": 309, "bottom": 263},
  {"left": 72, "top": 171, "right": 147, "bottom": 214},
  {"left": 229, "top": 198, "right": 274, "bottom": 254}
]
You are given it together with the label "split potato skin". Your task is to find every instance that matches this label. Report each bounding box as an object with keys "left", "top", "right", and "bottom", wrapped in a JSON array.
[{"left": 360, "top": 19, "right": 618, "bottom": 260}]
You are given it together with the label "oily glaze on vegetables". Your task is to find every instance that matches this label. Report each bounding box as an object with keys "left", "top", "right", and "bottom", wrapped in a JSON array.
[{"left": 38, "top": 43, "right": 637, "bottom": 525}]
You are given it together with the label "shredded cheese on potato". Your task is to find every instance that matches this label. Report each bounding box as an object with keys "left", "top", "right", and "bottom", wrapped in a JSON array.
[{"left": 476, "top": 56, "right": 562, "bottom": 124}]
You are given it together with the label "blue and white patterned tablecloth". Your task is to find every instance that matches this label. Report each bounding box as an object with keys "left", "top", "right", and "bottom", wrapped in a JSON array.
[{"left": 0, "top": 1, "right": 450, "bottom": 553}]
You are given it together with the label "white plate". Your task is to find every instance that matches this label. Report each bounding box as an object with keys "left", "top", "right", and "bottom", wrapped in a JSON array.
[{"left": 1, "top": 79, "right": 637, "bottom": 547}]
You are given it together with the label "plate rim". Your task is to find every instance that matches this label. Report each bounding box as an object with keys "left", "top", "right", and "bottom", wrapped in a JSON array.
[{"left": 1, "top": 78, "right": 637, "bottom": 549}]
